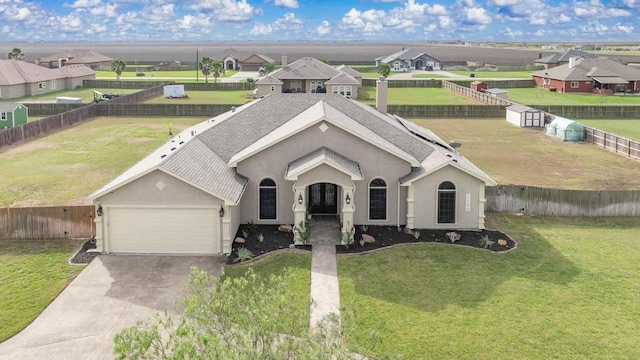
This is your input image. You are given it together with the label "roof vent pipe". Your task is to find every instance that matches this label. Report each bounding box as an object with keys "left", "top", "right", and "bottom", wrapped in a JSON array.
[
  {"left": 569, "top": 57, "right": 576, "bottom": 69},
  {"left": 281, "top": 54, "right": 288, "bottom": 67}
]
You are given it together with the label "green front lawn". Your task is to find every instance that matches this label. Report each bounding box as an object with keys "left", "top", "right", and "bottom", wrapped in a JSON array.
[
  {"left": 411, "top": 73, "right": 448, "bottom": 78},
  {"left": 0, "top": 117, "right": 206, "bottom": 207},
  {"left": 96, "top": 70, "right": 238, "bottom": 82},
  {"left": 360, "top": 87, "right": 481, "bottom": 105},
  {"left": 338, "top": 214, "right": 640, "bottom": 359},
  {"left": 449, "top": 71, "right": 535, "bottom": 78},
  {"left": 0, "top": 239, "right": 85, "bottom": 342},
  {"left": 143, "top": 90, "right": 254, "bottom": 104},
  {"left": 578, "top": 119, "right": 640, "bottom": 142},
  {"left": 507, "top": 88, "right": 640, "bottom": 105},
  {"left": 11, "top": 88, "right": 140, "bottom": 103}
]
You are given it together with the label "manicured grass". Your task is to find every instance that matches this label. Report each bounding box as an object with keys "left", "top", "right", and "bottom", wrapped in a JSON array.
[
  {"left": 360, "top": 87, "right": 481, "bottom": 105},
  {"left": 0, "top": 239, "right": 85, "bottom": 342},
  {"left": 507, "top": 88, "right": 640, "bottom": 105},
  {"left": 11, "top": 88, "right": 140, "bottom": 103},
  {"left": 449, "top": 71, "right": 534, "bottom": 78},
  {"left": 411, "top": 73, "right": 448, "bottom": 78},
  {"left": 0, "top": 117, "right": 206, "bottom": 207},
  {"left": 411, "top": 118, "right": 640, "bottom": 189},
  {"left": 222, "top": 253, "right": 311, "bottom": 334},
  {"left": 360, "top": 72, "right": 399, "bottom": 79},
  {"left": 337, "top": 213, "right": 640, "bottom": 359},
  {"left": 143, "top": 90, "right": 255, "bottom": 104},
  {"left": 96, "top": 70, "right": 238, "bottom": 82},
  {"left": 577, "top": 119, "right": 640, "bottom": 142}
]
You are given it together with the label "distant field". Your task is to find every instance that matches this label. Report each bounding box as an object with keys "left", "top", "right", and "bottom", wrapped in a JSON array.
[
  {"left": 577, "top": 119, "right": 640, "bottom": 142},
  {"left": 143, "top": 90, "right": 254, "bottom": 104},
  {"left": 449, "top": 71, "right": 534, "bottom": 78},
  {"left": 507, "top": 88, "right": 640, "bottom": 105},
  {"left": 11, "top": 88, "right": 140, "bottom": 103},
  {"left": 360, "top": 87, "right": 480, "bottom": 105},
  {"left": 412, "top": 118, "right": 640, "bottom": 190}
]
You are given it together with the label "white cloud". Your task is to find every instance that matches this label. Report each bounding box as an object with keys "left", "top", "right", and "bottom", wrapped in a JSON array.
[
  {"left": 464, "top": 7, "right": 492, "bottom": 24},
  {"left": 573, "top": 0, "right": 631, "bottom": 18},
  {"left": 274, "top": 0, "right": 298, "bottom": 8},
  {"left": 89, "top": 3, "right": 118, "bottom": 17},
  {"left": 504, "top": 26, "right": 522, "bottom": 37},
  {"left": 613, "top": 23, "right": 634, "bottom": 33},
  {"left": 579, "top": 20, "right": 609, "bottom": 33},
  {"left": 66, "top": 0, "right": 101, "bottom": 9},
  {"left": 489, "top": 0, "right": 520, "bottom": 5},
  {"left": 274, "top": 12, "right": 303, "bottom": 30},
  {"left": 191, "top": 0, "right": 255, "bottom": 22},
  {"left": 176, "top": 14, "right": 212, "bottom": 31},
  {"left": 316, "top": 20, "right": 331, "bottom": 35},
  {"left": 250, "top": 23, "right": 272, "bottom": 35},
  {"left": 439, "top": 15, "right": 452, "bottom": 28}
]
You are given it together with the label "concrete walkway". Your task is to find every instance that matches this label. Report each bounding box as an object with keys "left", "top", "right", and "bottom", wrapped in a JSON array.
[{"left": 309, "top": 218, "right": 341, "bottom": 328}]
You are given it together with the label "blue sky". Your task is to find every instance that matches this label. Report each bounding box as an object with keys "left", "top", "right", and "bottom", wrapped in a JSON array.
[{"left": 0, "top": 0, "right": 638, "bottom": 42}]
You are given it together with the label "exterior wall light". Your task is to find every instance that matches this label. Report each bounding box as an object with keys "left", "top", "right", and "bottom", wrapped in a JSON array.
[
  {"left": 219, "top": 206, "right": 225, "bottom": 218},
  {"left": 298, "top": 194, "right": 303, "bottom": 205},
  {"left": 345, "top": 194, "right": 351, "bottom": 205},
  {"left": 96, "top": 205, "right": 103, "bottom": 217}
]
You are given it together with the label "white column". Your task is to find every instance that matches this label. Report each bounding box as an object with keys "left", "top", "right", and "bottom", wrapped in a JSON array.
[
  {"left": 221, "top": 204, "right": 232, "bottom": 254},
  {"left": 292, "top": 184, "right": 306, "bottom": 244},
  {"left": 478, "top": 185, "right": 487, "bottom": 229},
  {"left": 406, "top": 186, "right": 415, "bottom": 229},
  {"left": 341, "top": 185, "right": 355, "bottom": 244},
  {"left": 91, "top": 207, "right": 104, "bottom": 253}
]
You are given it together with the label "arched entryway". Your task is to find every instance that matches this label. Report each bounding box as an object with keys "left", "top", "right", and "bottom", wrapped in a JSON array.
[
  {"left": 414, "top": 59, "right": 424, "bottom": 70},
  {"left": 226, "top": 60, "right": 234, "bottom": 70},
  {"left": 308, "top": 183, "right": 338, "bottom": 216}
]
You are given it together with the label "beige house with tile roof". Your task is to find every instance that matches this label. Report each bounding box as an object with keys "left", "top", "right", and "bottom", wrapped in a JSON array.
[
  {"left": 255, "top": 57, "right": 362, "bottom": 97},
  {"left": 87, "top": 92, "right": 495, "bottom": 255},
  {"left": 35, "top": 49, "right": 113, "bottom": 70},
  {"left": 0, "top": 59, "right": 95, "bottom": 99},
  {"left": 211, "top": 49, "right": 274, "bottom": 71}
]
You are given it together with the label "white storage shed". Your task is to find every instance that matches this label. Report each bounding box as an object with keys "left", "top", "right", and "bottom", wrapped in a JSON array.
[
  {"left": 163, "top": 84, "right": 186, "bottom": 98},
  {"left": 506, "top": 104, "right": 544, "bottom": 127}
]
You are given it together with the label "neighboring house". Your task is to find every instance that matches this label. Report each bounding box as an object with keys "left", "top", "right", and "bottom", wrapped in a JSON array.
[
  {"left": 212, "top": 49, "right": 274, "bottom": 71},
  {"left": 87, "top": 93, "right": 496, "bottom": 255},
  {"left": 0, "top": 59, "right": 95, "bottom": 100},
  {"left": 255, "top": 57, "right": 362, "bottom": 97},
  {"left": 532, "top": 57, "right": 640, "bottom": 94},
  {"left": 534, "top": 50, "right": 597, "bottom": 69},
  {"left": 35, "top": 49, "right": 113, "bottom": 70},
  {"left": 375, "top": 48, "right": 441, "bottom": 71},
  {"left": 0, "top": 103, "right": 28, "bottom": 128}
]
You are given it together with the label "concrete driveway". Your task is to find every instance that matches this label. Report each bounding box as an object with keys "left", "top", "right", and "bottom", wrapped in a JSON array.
[{"left": 0, "top": 255, "right": 226, "bottom": 360}]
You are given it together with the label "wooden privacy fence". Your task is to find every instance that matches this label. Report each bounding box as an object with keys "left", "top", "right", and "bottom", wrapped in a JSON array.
[
  {"left": 442, "top": 80, "right": 515, "bottom": 106},
  {"left": 584, "top": 126, "right": 640, "bottom": 161},
  {"left": 0, "top": 206, "right": 95, "bottom": 240},
  {"left": 486, "top": 185, "right": 640, "bottom": 217}
]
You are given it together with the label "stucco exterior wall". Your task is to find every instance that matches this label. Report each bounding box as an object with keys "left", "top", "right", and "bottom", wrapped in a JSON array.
[
  {"left": 410, "top": 165, "right": 485, "bottom": 229},
  {"left": 236, "top": 120, "right": 412, "bottom": 225},
  {"left": 0, "top": 84, "right": 26, "bottom": 99},
  {"left": 96, "top": 169, "right": 223, "bottom": 206}
]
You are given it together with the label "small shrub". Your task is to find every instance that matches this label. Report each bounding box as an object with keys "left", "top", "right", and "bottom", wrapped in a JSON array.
[
  {"left": 342, "top": 222, "right": 355, "bottom": 249},
  {"left": 258, "top": 233, "right": 264, "bottom": 243},
  {"left": 412, "top": 230, "right": 421, "bottom": 239},
  {"left": 234, "top": 247, "right": 254, "bottom": 262},
  {"left": 295, "top": 221, "right": 311, "bottom": 245},
  {"left": 359, "top": 238, "right": 366, "bottom": 247},
  {"left": 478, "top": 235, "right": 495, "bottom": 249},
  {"left": 241, "top": 229, "right": 250, "bottom": 239},
  {"left": 245, "top": 220, "right": 258, "bottom": 233},
  {"left": 360, "top": 224, "right": 369, "bottom": 232}
]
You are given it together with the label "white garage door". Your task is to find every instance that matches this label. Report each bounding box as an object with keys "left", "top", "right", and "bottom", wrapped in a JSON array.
[{"left": 107, "top": 207, "right": 219, "bottom": 254}]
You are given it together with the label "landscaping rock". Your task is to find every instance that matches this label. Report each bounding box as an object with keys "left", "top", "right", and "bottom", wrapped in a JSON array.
[
  {"left": 403, "top": 227, "right": 413, "bottom": 235},
  {"left": 278, "top": 224, "right": 293, "bottom": 233},
  {"left": 362, "top": 234, "right": 376, "bottom": 243},
  {"left": 497, "top": 239, "right": 508, "bottom": 246},
  {"left": 234, "top": 237, "right": 245, "bottom": 244},
  {"left": 446, "top": 232, "right": 461, "bottom": 242}
]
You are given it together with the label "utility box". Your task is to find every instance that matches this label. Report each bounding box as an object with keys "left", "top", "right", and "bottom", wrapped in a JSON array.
[
  {"left": 56, "top": 96, "right": 83, "bottom": 104},
  {"left": 163, "top": 85, "right": 186, "bottom": 98}
]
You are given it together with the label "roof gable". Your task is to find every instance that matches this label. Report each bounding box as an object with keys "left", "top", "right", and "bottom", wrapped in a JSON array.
[
  {"left": 285, "top": 147, "right": 363, "bottom": 181},
  {"left": 533, "top": 57, "right": 640, "bottom": 81}
]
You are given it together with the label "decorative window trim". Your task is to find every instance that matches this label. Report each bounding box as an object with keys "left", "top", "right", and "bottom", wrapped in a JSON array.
[
  {"left": 0, "top": 112, "right": 7, "bottom": 120},
  {"left": 258, "top": 178, "right": 277, "bottom": 220},
  {"left": 437, "top": 181, "right": 456, "bottom": 224},
  {"left": 368, "top": 177, "right": 387, "bottom": 221}
]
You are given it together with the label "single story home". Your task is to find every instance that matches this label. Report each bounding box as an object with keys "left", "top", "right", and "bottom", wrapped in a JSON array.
[
  {"left": 0, "top": 103, "right": 28, "bottom": 128},
  {"left": 532, "top": 57, "right": 640, "bottom": 94},
  {"left": 255, "top": 57, "right": 362, "bottom": 97},
  {"left": 534, "top": 50, "right": 597, "bottom": 69},
  {"left": 0, "top": 59, "right": 95, "bottom": 100},
  {"left": 35, "top": 49, "right": 113, "bottom": 70},
  {"left": 212, "top": 49, "right": 274, "bottom": 71},
  {"left": 87, "top": 90, "right": 496, "bottom": 255},
  {"left": 376, "top": 48, "right": 441, "bottom": 71}
]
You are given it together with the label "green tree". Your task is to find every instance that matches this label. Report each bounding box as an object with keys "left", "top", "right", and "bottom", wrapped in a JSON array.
[
  {"left": 258, "top": 62, "right": 277, "bottom": 76},
  {"left": 113, "top": 268, "right": 355, "bottom": 359},
  {"left": 212, "top": 61, "right": 223, "bottom": 84},
  {"left": 7, "top": 47, "right": 24, "bottom": 60},
  {"left": 110, "top": 59, "right": 127, "bottom": 81},
  {"left": 199, "top": 56, "right": 215, "bottom": 84},
  {"left": 378, "top": 63, "right": 391, "bottom": 78}
]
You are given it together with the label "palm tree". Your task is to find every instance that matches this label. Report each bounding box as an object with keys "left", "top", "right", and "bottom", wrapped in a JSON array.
[
  {"left": 110, "top": 59, "right": 127, "bottom": 81},
  {"left": 258, "top": 62, "right": 277, "bottom": 76},
  {"left": 378, "top": 63, "right": 391, "bottom": 78},
  {"left": 7, "top": 48, "right": 25, "bottom": 60},
  {"left": 199, "top": 56, "right": 215, "bottom": 84},
  {"left": 212, "top": 61, "right": 223, "bottom": 84}
]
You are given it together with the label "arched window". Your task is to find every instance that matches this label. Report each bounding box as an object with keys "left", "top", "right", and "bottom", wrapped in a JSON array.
[
  {"left": 437, "top": 181, "right": 456, "bottom": 224},
  {"left": 259, "top": 178, "right": 277, "bottom": 220},
  {"left": 369, "top": 178, "right": 387, "bottom": 220}
]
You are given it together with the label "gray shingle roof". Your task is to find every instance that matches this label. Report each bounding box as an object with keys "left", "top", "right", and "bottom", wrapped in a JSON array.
[
  {"left": 0, "top": 103, "right": 23, "bottom": 112},
  {"left": 534, "top": 50, "right": 597, "bottom": 64},
  {"left": 286, "top": 147, "right": 363, "bottom": 180},
  {"left": 376, "top": 48, "right": 439, "bottom": 64},
  {"left": 37, "top": 49, "right": 112, "bottom": 64},
  {"left": 0, "top": 59, "right": 94, "bottom": 85},
  {"left": 533, "top": 57, "right": 640, "bottom": 81}
]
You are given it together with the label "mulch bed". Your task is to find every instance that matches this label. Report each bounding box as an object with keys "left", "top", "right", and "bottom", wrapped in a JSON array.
[
  {"left": 69, "top": 239, "right": 99, "bottom": 265},
  {"left": 228, "top": 224, "right": 515, "bottom": 263}
]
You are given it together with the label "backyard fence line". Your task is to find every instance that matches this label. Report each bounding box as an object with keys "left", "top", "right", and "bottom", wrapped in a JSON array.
[
  {"left": 584, "top": 126, "right": 640, "bottom": 161},
  {"left": 485, "top": 185, "right": 640, "bottom": 217},
  {"left": 442, "top": 80, "right": 515, "bottom": 106},
  {"left": 447, "top": 79, "right": 535, "bottom": 88},
  {"left": 83, "top": 79, "right": 255, "bottom": 91},
  {"left": 534, "top": 105, "right": 640, "bottom": 119},
  {"left": 0, "top": 206, "right": 95, "bottom": 240}
]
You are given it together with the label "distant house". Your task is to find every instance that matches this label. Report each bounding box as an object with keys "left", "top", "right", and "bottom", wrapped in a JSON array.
[
  {"left": 255, "top": 57, "right": 362, "bottom": 98},
  {"left": 0, "top": 59, "right": 95, "bottom": 100},
  {"left": 35, "top": 49, "right": 112, "bottom": 70},
  {"left": 532, "top": 57, "right": 640, "bottom": 94},
  {"left": 211, "top": 49, "right": 274, "bottom": 72},
  {"left": 0, "top": 103, "right": 28, "bottom": 128},
  {"left": 534, "top": 50, "right": 597, "bottom": 69},
  {"left": 375, "top": 48, "right": 441, "bottom": 71}
]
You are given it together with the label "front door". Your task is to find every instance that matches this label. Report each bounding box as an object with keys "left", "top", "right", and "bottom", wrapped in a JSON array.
[{"left": 308, "top": 183, "right": 337, "bottom": 215}]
